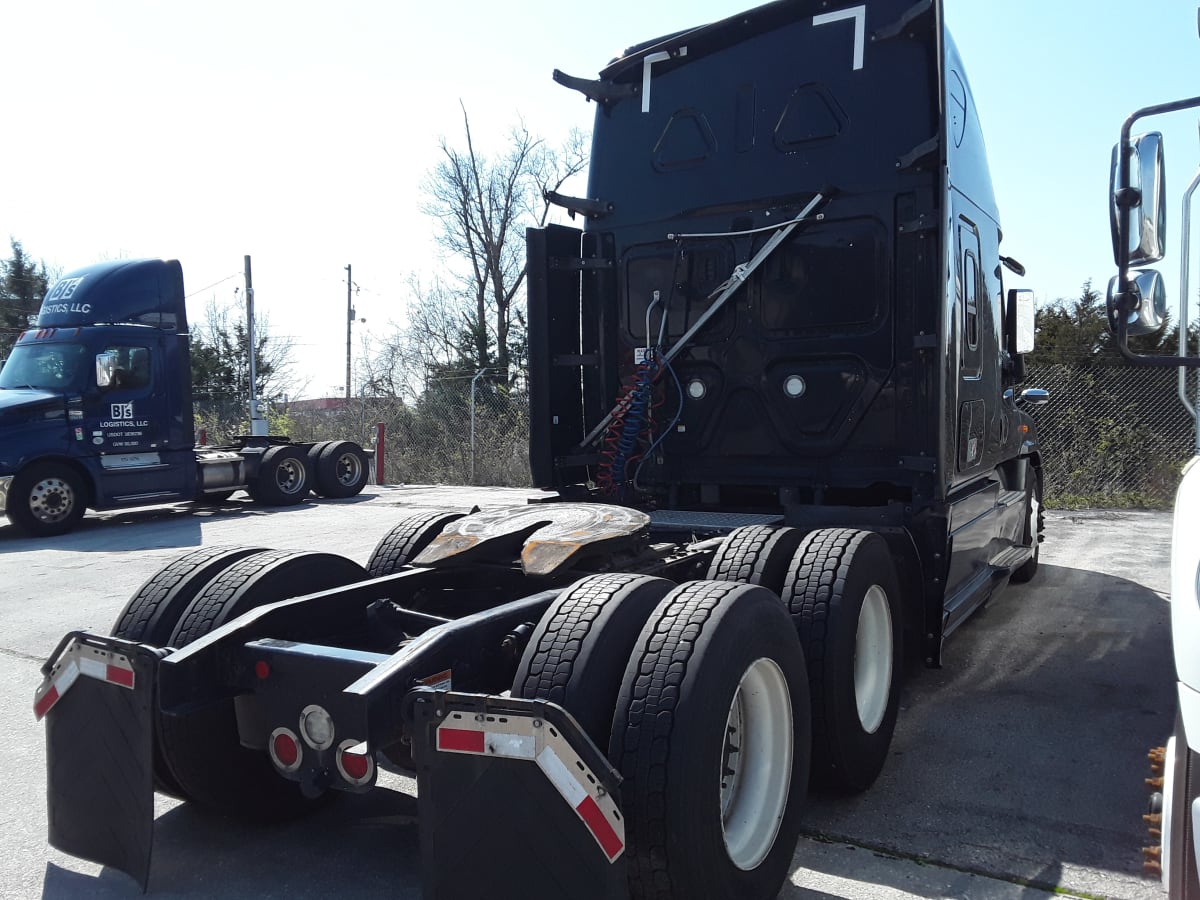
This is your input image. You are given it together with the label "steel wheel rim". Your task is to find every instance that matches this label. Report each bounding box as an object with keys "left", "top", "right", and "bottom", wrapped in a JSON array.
[
  {"left": 29, "top": 476, "right": 76, "bottom": 524},
  {"left": 1029, "top": 492, "right": 1041, "bottom": 551},
  {"left": 854, "top": 585, "right": 893, "bottom": 735},
  {"left": 719, "top": 656, "right": 793, "bottom": 870},
  {"left": 335, "top": 452, "right": 362, "bottom": 487},
  {"left": 275, "top": 459, "right": 305, "bottom": 495}
]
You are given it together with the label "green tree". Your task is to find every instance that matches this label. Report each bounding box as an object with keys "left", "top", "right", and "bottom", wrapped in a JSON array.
[{"left": 0, "top": 239, "right": 52, "bottom": 358}]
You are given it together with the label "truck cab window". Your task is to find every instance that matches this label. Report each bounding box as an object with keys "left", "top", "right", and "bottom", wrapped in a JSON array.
[
  {"left": 104, "top": 345, "right": 151, "bottom": 391},
  {"left": 0, "top": 342, "right": 89, "bottom": 391},
  {"left": 958, "top": 220, "right": 983, "bottom": 378}
]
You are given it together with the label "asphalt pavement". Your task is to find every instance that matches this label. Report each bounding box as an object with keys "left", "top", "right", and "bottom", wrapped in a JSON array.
[{"left": 0, "top": 488, "right": 1174, "bottom": 899}]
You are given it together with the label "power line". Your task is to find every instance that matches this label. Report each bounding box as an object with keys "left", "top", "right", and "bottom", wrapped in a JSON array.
[{"left": 185, "top": 272, "right": 242, "bottom": 300}]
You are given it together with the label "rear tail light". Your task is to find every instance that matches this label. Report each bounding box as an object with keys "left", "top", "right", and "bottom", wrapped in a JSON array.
[
  {"left": 299, "top": 704, "right": 334, "bottom": 750},
  {"left": 336, "top": 739, "right": 375, "bottom": 786},
  {"left": 269, "top": 727, "right": 303, "bottom": 773}
]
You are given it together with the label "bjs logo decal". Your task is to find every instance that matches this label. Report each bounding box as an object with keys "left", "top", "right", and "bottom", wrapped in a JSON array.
[{"left": 111, "top": 402, "right": 134, "bottom": 419}]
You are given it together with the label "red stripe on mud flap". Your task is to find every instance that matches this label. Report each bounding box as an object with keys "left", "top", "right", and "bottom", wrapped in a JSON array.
[
  {"left": 33, "top": 686, "right": 59, "bottom": 721},
  {"left": 105, "top": 664, "right": 134, "bottom": 689},
  {"left": 437, "top": 727, "right": 486, "bottom": 754},
  {"left": 576, "top": 795, "right": 624, "bottom": 861}
]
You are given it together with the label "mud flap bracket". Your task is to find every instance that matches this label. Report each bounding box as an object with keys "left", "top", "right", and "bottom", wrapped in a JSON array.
[{"left": 408, "top": 690, "right": 628, "bottom": 900}]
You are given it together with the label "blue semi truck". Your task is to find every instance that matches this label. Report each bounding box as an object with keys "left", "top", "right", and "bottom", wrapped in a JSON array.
[{"left": 0, "top": 258, "right": 369, "bottom": 536}]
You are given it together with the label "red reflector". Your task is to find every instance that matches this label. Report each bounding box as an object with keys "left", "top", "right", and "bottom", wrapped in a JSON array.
[
  {"left": 577, "top": 795, "right": 624, "bottom": 861},
  {"left": 34, "top": 686, "right": 59, "bottom": 721},
  {"left": 255, "top": 661, "right": 270, "bottom": 680},
  {"left": 340, "top": 750, "right": 370, "bottom": 781},
  {"left": 106, "top": 664, "right": 134, "bottom": 688},
  {"left": 438, "top": 727, "right": 486, "bottom": 754},
  {"left": 273, "top": 732, "right": 299, "bottom": 767}
]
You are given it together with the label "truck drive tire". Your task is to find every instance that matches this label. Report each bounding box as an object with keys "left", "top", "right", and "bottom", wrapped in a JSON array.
[
  {"left": 513, "top": 573, "right": 674, "bottom": 748},
  {"left": 610, "top": 581, "right": 810, "bottom": 900},
  {"left": 305, "top": 441, "right": 332, "bottom": 491},
  {"left": 1010, "top": 465, "right": 1043, "bottom": 584},
  {"left": 158, "top": 550, "right": 369, "bottom": 820},
  {"left": 311, "top": 440, "right": 369, "bottom": 498},
  {"left": 366, "top": 509, "right": 470, "bottom": 577},
  {"left": 6, "top": 462, "right": 87, "bottom": 536},
  {"left": 783, "top": 528, "right": 902, "bottom": 793},
  {"left": 248, "top": 445, "right": 310, "bottom": 506},
  {"left": 706, "top": 525, "right": 806, "bottom": 595},
  {"left": 115, "top": 546, "right": 268, "bottom": 647},
  {"left": 112, "top": 546, "right": 269, "bottom": 798}
]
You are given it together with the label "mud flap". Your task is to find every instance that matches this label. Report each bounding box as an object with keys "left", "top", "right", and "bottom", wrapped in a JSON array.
[
  {"left": 408, "top": 690, "right": 628, "bottom": 900},
  {"left": 36, "top": 633, "right": 160, "bottom": 891}
]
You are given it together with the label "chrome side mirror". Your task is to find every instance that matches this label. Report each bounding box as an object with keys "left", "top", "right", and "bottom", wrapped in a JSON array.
[
  {"left": 1110, "top": 132, "right": 1167, "bottom": 265},
  {"left": 1018, "top": 388, "right": 1049, "bottom": 407},
  {"left": 95, "top": 350, "right": 118, "bottom": 388},
  {"left": 1106, "top": 269, "right": 1167, "bottom": 336}
]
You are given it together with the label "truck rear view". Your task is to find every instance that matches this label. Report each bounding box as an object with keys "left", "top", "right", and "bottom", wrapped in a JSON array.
[{"left": 33, "top": 3, "right": 1044, "bottom": 899}]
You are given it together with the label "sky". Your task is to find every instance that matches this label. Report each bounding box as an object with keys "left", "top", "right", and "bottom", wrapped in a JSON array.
[{"left": 4, "top": 0, "right": 1200, "bottom": 399}]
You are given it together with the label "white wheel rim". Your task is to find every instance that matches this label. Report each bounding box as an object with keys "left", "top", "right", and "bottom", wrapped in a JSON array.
[
  {"left": 854, "top": 585, "right": 893, "bottom": 735},
  {"left": 719, "top": 657, "right": 793, "bottom": 870},
  {"left": 30, "top": 477, "right": 75, "bottom": 524},
  {"left": 1029, "top": 493, "right": 1041, "bottom": 549}
]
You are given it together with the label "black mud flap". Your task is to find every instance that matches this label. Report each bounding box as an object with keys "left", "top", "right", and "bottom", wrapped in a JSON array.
[
  {"left": 408, "top": 690, "right": 628, "bottom": 900},
  {"left": 35, "top": 633, "right": 161, "bottom": 891}
]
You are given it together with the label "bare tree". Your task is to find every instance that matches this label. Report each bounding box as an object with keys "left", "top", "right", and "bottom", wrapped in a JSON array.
[
  {"left": 190, "top": 297, "right": 304, "bottom": 403},
  {"left": 410, "top": 106, "right": 587, "bottom": 384}
]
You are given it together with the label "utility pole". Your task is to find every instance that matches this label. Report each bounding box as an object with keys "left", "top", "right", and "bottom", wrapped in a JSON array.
[
  {"left": 345, "top": 264, "right": 353, "bottom": 399},
  {"left": 245, "top": 255, "right": 268, "bottom": 436}
]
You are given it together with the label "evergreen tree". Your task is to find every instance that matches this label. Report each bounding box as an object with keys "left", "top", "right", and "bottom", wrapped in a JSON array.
[{"left": 0, "top": 239, "right": 51, "bottom": 358}]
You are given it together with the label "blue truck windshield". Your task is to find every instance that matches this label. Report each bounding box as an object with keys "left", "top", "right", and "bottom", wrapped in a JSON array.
[{"left": 0, "top": 343, "right": 90, "bottom": 392}]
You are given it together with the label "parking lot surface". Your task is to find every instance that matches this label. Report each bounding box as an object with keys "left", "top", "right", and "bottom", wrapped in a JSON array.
[{"left": 0, "top": 488, "right": 1173, "bottom": 898}]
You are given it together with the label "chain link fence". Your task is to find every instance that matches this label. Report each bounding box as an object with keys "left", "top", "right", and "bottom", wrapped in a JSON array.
[
  {"left": 1025, "top": 363, "right": 1197, "bottom": 509},
  {"left": 195, "top": 364, "right": 1198, "bottom": 510},
  {"left": 194, "top": 375, "right": 533, "bottom": 489}
]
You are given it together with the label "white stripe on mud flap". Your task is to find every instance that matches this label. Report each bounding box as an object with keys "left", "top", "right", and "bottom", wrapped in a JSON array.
[
  {"left": 536, "top": 745, "right": 588, "bottom": 808},
  {"left": 488, "top": 732, "right": 536, "bottom": 759}
]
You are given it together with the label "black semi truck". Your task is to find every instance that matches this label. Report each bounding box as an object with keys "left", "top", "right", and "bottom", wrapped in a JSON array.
[
  {"left": 0, "top": 259, "right": 370, "bottom": 537},
  {"left": 34, "top": 2, "right": 1047, "bottom": 897}
]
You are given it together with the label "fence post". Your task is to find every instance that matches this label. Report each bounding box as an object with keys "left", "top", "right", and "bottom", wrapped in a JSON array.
[
  {"left": 470, "top": 367, "right": 493, "bottom": 485},
  {"left": 375, "top": 422, "right": 386, "bottom": 485}
]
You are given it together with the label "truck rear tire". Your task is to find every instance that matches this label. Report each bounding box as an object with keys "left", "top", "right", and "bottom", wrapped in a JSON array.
[
  {"left": 706, "top": 525, "right": 805, "bottom": 594},
  {"left": 158, "top": 550, "right": 369, "bottom": 820},
  {"left": 6, "top": 462, "right": 87, "bottom": 536},
  {"left": 610, "top": 581, "right": 810, "bottom": 900},
  {"left": 248, "top": 445, "right": 310, "bottom": 505},
  {"left": 305, "top": 441, "right": 332, "bottom": 493},
  {"left": 783, "top": 528, "right": 902, "bottom": 793},
  {"left": 112, "top": 546, "right": 268, "bottom": 798},
  {"left": 115, "top": 546, "right": 268, "bottom": 647},
  {"left": 513, "top": 573, "right": 674, "bottom": 748},
  {"left": 311, "top": 440, "right": 369, "bottom": 498},
  {"left": 366, "top": 509, "right": 469, "bottom": 577},
  {"left": 1010, "top": 466, "right": 1042, "bottom": 584}
]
